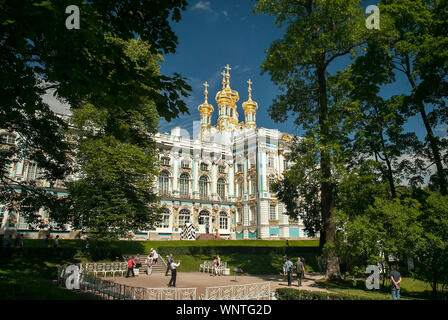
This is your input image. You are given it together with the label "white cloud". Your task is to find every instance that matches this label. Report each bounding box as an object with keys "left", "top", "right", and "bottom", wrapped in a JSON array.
[
  {"left": 192, "top": 1, "right": 212, "bottom": 12},
  {"left": 223, "top": 10, "right": 228, "bottom": 17}
]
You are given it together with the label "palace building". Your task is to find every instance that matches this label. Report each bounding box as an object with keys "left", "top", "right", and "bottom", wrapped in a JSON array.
[{"left": 0, "top": 65, "right": 309, "bottom": 240}]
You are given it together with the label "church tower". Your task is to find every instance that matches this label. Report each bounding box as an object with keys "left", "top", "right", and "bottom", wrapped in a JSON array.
[
  {"left": 215, "top": 64, "right": 240, "bottom": 132},
  {"left": 242, "top": 79, "right": 258, "bottom": 129},
  {"left": 198, "top": 81, "right": 214, "bottom": 140}
]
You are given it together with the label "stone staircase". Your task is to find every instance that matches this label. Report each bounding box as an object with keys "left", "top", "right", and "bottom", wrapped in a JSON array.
[
  {"left": 123, "top": 254, "right": 168, "bottom": 274},
  {"left": 196, "top": 234, "right": 224, "bottom": 241}
]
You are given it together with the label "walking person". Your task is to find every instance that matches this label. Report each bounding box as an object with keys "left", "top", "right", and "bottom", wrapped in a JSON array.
[
  {"left": 211, "top": 256, "right": 218, "bottom": 276},
  {"left": 146, "top": 254, "right": 154, "bottom": 275},
  {"left": 168, "top": 259, "right": 181, "bottom": 287},
  {"left": 44, "top": 234, "right": 50, "bottom": 248},
  {"left": 284, "top": 257, "right": 293, "bottom": 286},
  {"left": 296, "top": 257, "right": 306, "bottom": 286},
  {"left": 126, "top": 256, "right": 136, "bottom": 278},
  {"left": 216, "top": 255, "right": 222, "bottom": 276},
  {"left": 165, "top": 254, "right": 173, "bottom": 276},
  {"left": 53, "top": 235, "right": 59, "bottom": 248},
  {"left": 282, "top": 254, "right": 288, "bottom": 275},
  {"left": 135, "top": 254, "right": 142, "bottom": 269},
  {"left": 152, "top": 249, "right": 159, "bottom": 264},
  {"left": 390, "top": 265, "right": 402, "bottom": 299}
]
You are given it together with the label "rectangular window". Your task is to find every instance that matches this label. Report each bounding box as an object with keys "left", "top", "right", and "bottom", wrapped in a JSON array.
[
  {"left": 27, "top": 163, "right": 38, "bottom": 180},
  {"left": 181, "top": 161, "right": 190, "bottom": 169},
  {"left": 268, "top": 157, "right": 274, "bottom": 168},
  {"left": 1, "top": 133, "right": 16, "bottom": 145},
  {"left": 237, "top": 164, "right": 243, "bottom": 172},
  {"left": 219, "top": 215, "right": 228, "bottom": 229},
  {"left": 269, "top": 205, "right": 277, "bottom": 220},
  {"left": 157, "top": 213, "right": 170, "bottom": 228},
  {"left": 218, "top": 165, "right": 226, "bottom": 174}
]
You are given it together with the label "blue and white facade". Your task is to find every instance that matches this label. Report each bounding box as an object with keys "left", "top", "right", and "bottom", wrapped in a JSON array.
[{"left": 0, "top": 66, "right": 310, "bottom": 240}]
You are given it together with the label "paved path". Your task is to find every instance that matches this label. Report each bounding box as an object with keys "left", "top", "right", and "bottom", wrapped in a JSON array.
[{"left": 101, "top": 272, "right": 334, "bottom": 297}]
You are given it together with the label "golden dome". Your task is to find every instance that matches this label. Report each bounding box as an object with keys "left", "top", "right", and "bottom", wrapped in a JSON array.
[
  {"left": 198, "top": 81, "right": 214, "bottom": 114},
  {"left": 215, "top": 64, "right": 239, "bottom": 104},
  {"left": 242, "top": 79, "right": 258, "bottom": 112}
]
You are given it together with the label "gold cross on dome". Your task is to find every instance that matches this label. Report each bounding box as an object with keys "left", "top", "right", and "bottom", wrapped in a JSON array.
[
  {"left": 247, "top": 79, "right": 252, "bottom": 87},
  {"left": 203, "top": 81, "right": 209, "bottom": 89},
  {"left": 225, "top": 64, "right": 231, "bottom": 74}
]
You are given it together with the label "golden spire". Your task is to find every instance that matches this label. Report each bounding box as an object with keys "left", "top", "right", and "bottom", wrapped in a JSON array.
[
  {"left": 247, "top": 78, "right": 253, "bottom": 100},
  {"left": 225, "top": 64, "right": 231, "bottom": 88},
  {"left": 221, "top": 71, "right": 226, "bottom": 89},
  {"left": 203, "top": 81, "right": 209, "bottom": 103}
]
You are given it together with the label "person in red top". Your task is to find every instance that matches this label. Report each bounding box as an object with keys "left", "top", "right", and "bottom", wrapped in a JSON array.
[{"left": 126, "top": 256, "right": 136, "bottom": 278}]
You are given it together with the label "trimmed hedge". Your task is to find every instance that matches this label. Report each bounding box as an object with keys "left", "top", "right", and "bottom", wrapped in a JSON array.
[
  {"left": 0, "top": 247, "right": 124, "bottom": 262},
  {"left": 276, "top": 288, "right": 375, "bottom": 300},
  {"left": 157, "top": 246, "right": 319, "bottom": 256}
]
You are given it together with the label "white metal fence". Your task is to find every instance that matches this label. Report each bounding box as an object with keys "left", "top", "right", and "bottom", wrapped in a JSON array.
[{"left": 201, "top": 282, "right": 271, "bottom": 300}]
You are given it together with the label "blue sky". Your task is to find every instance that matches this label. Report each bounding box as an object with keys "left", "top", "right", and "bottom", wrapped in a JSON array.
[
  {"left": 159, "top": 0, "right": 441, "bottom": 141},
  {"left": 46, "top": 0, "right": 441, "bottom": 140}
]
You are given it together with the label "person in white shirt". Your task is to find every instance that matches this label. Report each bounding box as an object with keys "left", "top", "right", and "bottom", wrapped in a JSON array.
[
  {"left": 152, "top": 249, "right": 158, "bottom": 264},
  {"left": 168, "top": 260, "right": 181, "bottom": 287}
]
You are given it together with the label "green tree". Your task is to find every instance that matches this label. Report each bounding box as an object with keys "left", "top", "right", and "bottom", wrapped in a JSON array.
[
  {"left": 376, "top": 0, "right": 448, "bottom": 195},
  {"left": 414, "top": 191, "right": 448, "bottom": 298},
  {"left": 342, "top": 41, "right": 423, "bottom": 197},
  {"left": 49, "top": 37, "right": 166, "bottom": 240},
  {"left": 0, "top": 0, "right": 190, "bottom": 216},
  {"left": 255, "top": 0, "right": 366, "bottom": 279}
]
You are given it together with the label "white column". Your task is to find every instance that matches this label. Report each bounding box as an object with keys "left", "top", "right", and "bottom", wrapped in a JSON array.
[
  {"left": 211, "top": 162, "right": 217, "bottom": 200},
  {"left": 243, "top": 204, "right": 249, "bottom": 239},
  {"left": 259, "top": 199, "right": 270, "bottom": 239},
  {"left": 193, "top": 157, "right": 200, "bottom": 198},
  {"left": 279, "top": 202, "right": 290, "bottom": 238},
  {"left": 172, "top": 156, "right": 179, "bottom": 196},
  {"left": 228, "top": 163, "right": 234, "bottom": 200}
]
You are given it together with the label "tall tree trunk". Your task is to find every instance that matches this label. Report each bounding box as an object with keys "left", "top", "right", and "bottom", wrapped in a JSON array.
[
  {"left": 404, "top": 57, "right": 447, "bottom": 195},
  {"left": 317, "top": 63, "right": 341, "bottom": 280}
]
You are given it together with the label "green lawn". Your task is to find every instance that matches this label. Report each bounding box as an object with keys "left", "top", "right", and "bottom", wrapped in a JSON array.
[
  {"left": 0, "top": 255, "right": 96, "bottom": 300},
  {"left": 315, "top": 277, "right": 437, "bottom": 300},
  {"left": 1, "top": 239, "right": 438, "bottom": 300}
]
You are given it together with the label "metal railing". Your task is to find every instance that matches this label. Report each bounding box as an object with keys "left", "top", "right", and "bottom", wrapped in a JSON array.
[{"left": 201, "top": 282, "right": 271, "bottom": 300}]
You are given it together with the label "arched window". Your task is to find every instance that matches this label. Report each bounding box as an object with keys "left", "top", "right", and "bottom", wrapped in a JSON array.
[
  {"left": 237, "top": 207, "right": 243, "bottom": 224},
  {"left": 219, "top": 212, "right": 228, "bottom": 229},
  {"left": 198, "top": 210, "right": 210, "bottom": 225},
  {"left": 268, "top": 174, "right": 276, "bottom": 192},
  {"left": 179, "top": 173, "right": 190, "bottom": 196},
  {"left": 217, "top": 178, "right": 226, "bottom": 199},
  {"left": 236, "top": 178, "right": 243, "bottom": 198},
  {"left": 250, "top": 174, "right": 256, "bottom": 195},
  {"left": 158, "top": 171, "right": 170, "bottom": 195},
  {"left": 250, "top": 206, "right": 256, "bottom": 223},
  {"left": 157, "top": 208, "right": 170, "bottom": 228},
  {"left": 230, "top": 108, "right": 233, "bottom": 117},
  {"left": 178, "top": 209, "right": 191, "bottom": 226},
  {"left": 199, "top": 175, "right": 209, "bottom": 197}
]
